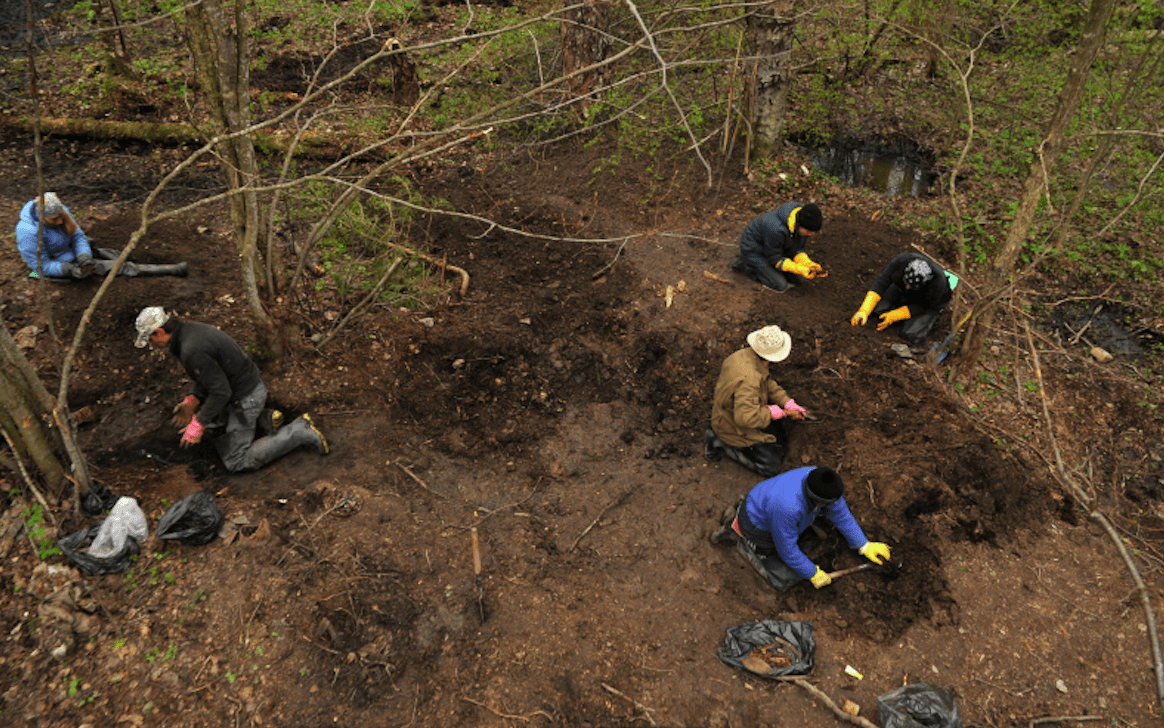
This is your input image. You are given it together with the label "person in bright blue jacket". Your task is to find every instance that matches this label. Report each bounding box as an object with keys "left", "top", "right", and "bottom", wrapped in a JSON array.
[
  {"left": 16, "top": 192, "right": 188, "bottom": 280},
  {"left": 15, "top": 192, "right": 93, "bottom": 279},
  {"left": 712, "top": 466, "right": 891, "bottom": 590}
]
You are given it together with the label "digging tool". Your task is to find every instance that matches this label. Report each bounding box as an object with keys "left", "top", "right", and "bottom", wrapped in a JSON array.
[
  {"left": 470, "top": 527, "right": 484, "bottom": 621},
  {"left": 930, "top": 308, "right": 973, "bottom": 363},
  {"left": 827, "top": 560, "right": 905, "bottom": 581},
  {"left": 825, "top": 563, "right": 873, "bottom": 580}
]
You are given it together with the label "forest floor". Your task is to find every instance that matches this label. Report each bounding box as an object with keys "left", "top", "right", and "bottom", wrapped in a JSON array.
[{"left": 3, "top": 94, "right": 1164, "bottom": 728}]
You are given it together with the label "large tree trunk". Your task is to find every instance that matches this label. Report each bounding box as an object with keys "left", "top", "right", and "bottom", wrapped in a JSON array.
[
  {"left": 0, "top": 323, "right": 67, "bottom": 495},
  {"left": 953, "top": 0, "right": 1116, "bottom": 377},
  {"left": 560, "top": 0, "right": 612, "bottom": 114},
  {"left": 747, "top": 1, "right": 795, "bottom": 159},
  {"left": 185, "top": 0, "right": 278, "bottom": 350}
]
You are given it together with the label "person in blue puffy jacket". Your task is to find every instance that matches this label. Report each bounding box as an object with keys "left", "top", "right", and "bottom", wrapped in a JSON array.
[
  {"left": 16, "top": 192, "right": 187, "bottom": 280},
  {"left": 15, "top": 192, "right": 93, "bottom": 279}
]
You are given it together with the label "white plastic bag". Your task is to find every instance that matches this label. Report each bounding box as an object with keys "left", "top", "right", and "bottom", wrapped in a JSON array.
[{"left": 87, "top": 497, "right": 148, "bottom": 558}]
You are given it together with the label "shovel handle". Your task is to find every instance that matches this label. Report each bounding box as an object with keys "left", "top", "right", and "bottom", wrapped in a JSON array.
[{"left": 825, "top": 563, "right": 871, "bottom": 580}]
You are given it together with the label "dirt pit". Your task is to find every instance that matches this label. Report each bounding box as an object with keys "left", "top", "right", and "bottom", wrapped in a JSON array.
[{"left": 2, "top": 134, "right": 1162, "bottom": 727}]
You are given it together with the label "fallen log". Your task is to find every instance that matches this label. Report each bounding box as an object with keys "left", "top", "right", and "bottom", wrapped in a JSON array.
[{"left": 1, "top": 115, "right": 335, "bottom": 156}]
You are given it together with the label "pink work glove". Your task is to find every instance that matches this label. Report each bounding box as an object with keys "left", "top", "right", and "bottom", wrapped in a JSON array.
[
  {"left": 783, "top": 399, "right": 808, "bottom": 419},
  {"left": 172, "top": 395, "right": 199, "bottom": 428},
  {"left": 180, "top": 417, "right": 204, "bottom": 448},
  {"left": 767, "top": 404, "right": 785, "bottom": 420}
]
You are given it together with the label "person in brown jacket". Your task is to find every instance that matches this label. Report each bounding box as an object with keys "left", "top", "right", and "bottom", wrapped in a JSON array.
[{"left": 704, "top": 326, "right": 808, "bottom": 477}]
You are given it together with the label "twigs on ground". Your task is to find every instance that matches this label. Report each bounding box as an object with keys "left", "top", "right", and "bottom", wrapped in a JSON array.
[
  {"left": 772, "top": 676, "right": 878, "bottom": 728},
  {"left": 1025, "top": 321, "right": 1164, "bottom": 711},
  {"left": 592, "top": 237, "right": 632, "bottom": 279},
  {"left": 316, "top": 256, "right": 403, "bottom": 350},
  {"left": 472, "top": 477, "right": 544, "bottom": 526},
  {"left": 395, "top": 460, "right": 446, "bottom": 499},
  {"left": 570, "top": 490, "right": 632, "bottom": 552},
  {"left": 1046, "top": 284, "right": 1117, "bottom": 307},
  {"left": 1029, "top": 717, "right": 1103, "bottom": 728},
  {"left": 601, "top": 682, "right": 657, "bottom": 727},
  {"left": 275, "top": 495, "right": 361, "bottom": 566},
  {"left": 383, "top": 241, "right": 470, "bottom": 297},
  {"left": 0, "top": 429, "right": 53, "bottom": 521},
  {"left": 460, "top": 695, "right": 553, "bottom": 723}
]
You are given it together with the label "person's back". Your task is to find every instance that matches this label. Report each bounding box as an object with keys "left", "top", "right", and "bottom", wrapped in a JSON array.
[{"left": 169, "top": 321, "right": 262, "bottom": 422}]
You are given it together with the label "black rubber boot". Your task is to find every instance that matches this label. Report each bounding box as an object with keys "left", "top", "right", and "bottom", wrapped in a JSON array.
[
  {"left": 710, "top": 525, "right": 735, "bottom": 545},
  {"left": 710, "top": 497, "right": 743, "bottom": 545},
  {"left": 703, "top": 429, "right": 722, "bottom": 461}
]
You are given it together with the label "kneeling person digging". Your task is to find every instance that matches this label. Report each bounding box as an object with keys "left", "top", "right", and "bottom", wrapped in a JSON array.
[
  {"left": 710, "top": 466, "right": 891, "bottom": 591},
  {"left": 135, "top": 306, "right": 329, "bottom": 472}
]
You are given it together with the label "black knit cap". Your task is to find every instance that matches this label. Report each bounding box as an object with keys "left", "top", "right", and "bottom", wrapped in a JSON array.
[
  {"left": 797, "top": 203, "right": 823, "bottom": 232},
  {"left": 805, "top": 467, "right": 844, "bottom": 504}
]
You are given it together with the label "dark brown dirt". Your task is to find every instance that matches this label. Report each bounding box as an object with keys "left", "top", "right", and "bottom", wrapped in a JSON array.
[{"left": 2, "top": 130, "right": 1163, "bottom": 728}]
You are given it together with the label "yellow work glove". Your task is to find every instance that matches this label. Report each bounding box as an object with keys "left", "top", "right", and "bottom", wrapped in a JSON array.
[
  {"left": 793, "top": 252, "right": 824, "bottom": 274},
  {"left": 850, "top": 291, "right": 881, "bottom": 326},
  {"left": 876, "top": 306, "right": 911, "bottom": 331},
  {"left": 859, "top": 541, "right": 891, "bottom": 565},
  {"left": 810, "top": 566, "right": 832, "bottom": 589},
  {"left": 780, "top": 258, "right": 814, "bottom": 278}
]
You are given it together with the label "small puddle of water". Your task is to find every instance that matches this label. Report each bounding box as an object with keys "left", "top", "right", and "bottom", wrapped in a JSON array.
[{"left": 796, "top": 139, "right": 938, "bottom": 197}]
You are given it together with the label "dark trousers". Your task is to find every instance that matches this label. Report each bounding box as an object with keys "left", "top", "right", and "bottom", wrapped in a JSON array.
[
  {"left": 734, "top": 504, "right": 818, "bottom": 591},
  {"left": 731, "top": 257, "right": 807, "bottom": 292},
  {"left": 709, "top": 421, "right": 788, "bottom": 478},
  {"left": 874, "top": 284, "right": 943, "bottom": 345}
]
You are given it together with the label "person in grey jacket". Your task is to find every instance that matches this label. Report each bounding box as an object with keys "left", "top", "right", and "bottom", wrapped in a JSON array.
[
  {"left": 16, "top": 192, "right": 187, "bottom": 280},
  {"left": 134, "top": 307, "right": 328, "bottom": 472}
]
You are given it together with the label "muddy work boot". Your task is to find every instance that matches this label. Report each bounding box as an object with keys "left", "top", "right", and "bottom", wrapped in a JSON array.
[
  {"left": 257, "top": 409, "right": 284, "bottom": 438},
  {"left": 703, "top": 429, "right": 723, "bottom": 462},
  {"left": 710, "top": 497, "right": 743, "bottom": 545},
  {"left": 300, "top": 414, "right": 329, "bottom": 455},
  {"left": 710, "top": 523, "right": 736, "bottom": 545}
]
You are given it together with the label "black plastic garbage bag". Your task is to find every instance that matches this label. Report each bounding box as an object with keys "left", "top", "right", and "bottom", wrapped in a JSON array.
[
  {"left": 157, "top": 492, "right": 223, "bottom": 546},
  {"left": 82, "top": 480, "right": 120, "bottom": 515},
  {"left": 58, "top": 524, "right": 141, "bottom": 575},
  {"left": 717, "top": 620, "right": 814, "bottom": 677},
  {"left": 878, "top": 683, "right": 961, "bottom": 728}
]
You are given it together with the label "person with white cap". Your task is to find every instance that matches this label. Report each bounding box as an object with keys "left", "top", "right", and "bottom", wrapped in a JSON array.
[
  {"left": 15, "top": 192, "right": 187, "bottom": 280},
  {"left": 134, "top": 307, "right": 329, "bottom": 472},
  {"left": 850, "top": 251, "right": 954, "bottom": 345},
  {"left": 704, "top": 325, "right": 809, "bottom": 477},
  {"left": 710, "top": 466, "right": 892, "bottom": 591}
]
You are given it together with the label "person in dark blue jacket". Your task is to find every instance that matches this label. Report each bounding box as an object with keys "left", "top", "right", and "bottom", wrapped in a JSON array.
[
  {"left": 850, "top": 252, "right": 954, "bottom": 344},
  {"left": 16, "top": 192, "right": 187, "bottom": 280},
  {"left": 711, "top": 466, "right": 891, "bottom": 590},
  {"left": 729, "top": 201, "right": 825, "bottom": 291}
]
